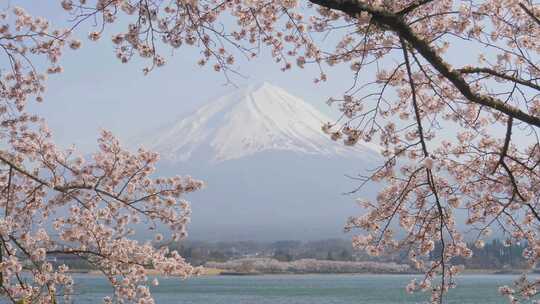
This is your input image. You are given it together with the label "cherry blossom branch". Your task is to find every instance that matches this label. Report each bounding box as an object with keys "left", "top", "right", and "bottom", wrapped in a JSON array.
[
  {"left": 457, "top": 67, "right": 540, "bottom": 92},
  {"left": 493, "top": 117, "right": 513, "bottom": 173},
  {"left": 308, "top": 0, "right": 540, "bottom": 128},
  {"left": 519, "top": 2, "right": 540, "bottom": 26},
  {"left": 396, "top": 0, "right": 435, "bottom": 16}
]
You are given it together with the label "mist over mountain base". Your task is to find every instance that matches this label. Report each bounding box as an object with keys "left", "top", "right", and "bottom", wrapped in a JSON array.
[
  {"left": 134, "top": 83, "right": 381, "bottom": 241},
  {"left": 160, "top": 150, "right": 379, "bottom": 241}
]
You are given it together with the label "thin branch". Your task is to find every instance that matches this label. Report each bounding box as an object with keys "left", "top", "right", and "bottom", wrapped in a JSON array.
[
  {"left": 400, "top": 38, "right": 428, "bottom": 157},
  {"left": 397, "top": 0, "right": 435, "bottom": 16},
  {"left": 308, "top": 0, "right": 540, "bottom": 128},
  {"left": 493, "top": 117, "right": 513, "bottom": 173},
  {"left": 519, "top": 2, "right": 540, "bottom": 26},
  {"left": 458, "top": 67, "right": 540, "bottom": 92}
]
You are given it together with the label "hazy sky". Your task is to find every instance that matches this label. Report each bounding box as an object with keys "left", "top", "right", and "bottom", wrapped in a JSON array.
[
  {"left": 6, "top": 2, "right": 528, "bottom": 242},
  {"left": 7, "top": 1, "right": 362, "bottom": 152},
  {"left": 9, "top": 1, "right": 514, "bottom": 153}
]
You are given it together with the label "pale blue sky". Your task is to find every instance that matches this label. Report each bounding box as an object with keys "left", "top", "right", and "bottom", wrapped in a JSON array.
[
  {"left": 8, "top": 1, "right": 517, "bottom": 153},
  {"left": 6, "top": 1, "right": 531, "bottom": 242},
  {"left": 8, "top": 1, "right": 358, "bottom": 151}
]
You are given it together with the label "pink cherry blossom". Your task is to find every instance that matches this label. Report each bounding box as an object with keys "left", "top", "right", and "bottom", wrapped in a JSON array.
[{"left": 0, "top": 0, "right": 539, "bottom": 303}]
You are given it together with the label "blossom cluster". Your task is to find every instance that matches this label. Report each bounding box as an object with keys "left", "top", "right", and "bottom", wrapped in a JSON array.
[
  {"left": 0, "top": 4, "right": 204, "bottom": 303},
  {"left": 57, "top": 0, "right": 540, "bottom": 302},
  {"left": 1, "top": 0, "right": 539, "bottom": 303}
]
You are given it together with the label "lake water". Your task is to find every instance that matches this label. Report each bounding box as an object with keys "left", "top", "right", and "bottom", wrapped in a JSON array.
[{"left": 66, "top": 274, "right": 527, "bottom": 303}]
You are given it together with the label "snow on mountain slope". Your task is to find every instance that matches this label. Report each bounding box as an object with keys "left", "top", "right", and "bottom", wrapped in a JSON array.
[{"left": 137, "top": 82, "right": 379, "bottom": 162}]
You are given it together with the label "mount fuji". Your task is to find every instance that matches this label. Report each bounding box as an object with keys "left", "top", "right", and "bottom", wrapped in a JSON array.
[
  {"left": 138, "top": 82, "right": 379, "bottom": 162},
  {"left": 133, "top": 83, "right": 380, "bottom": 241}
]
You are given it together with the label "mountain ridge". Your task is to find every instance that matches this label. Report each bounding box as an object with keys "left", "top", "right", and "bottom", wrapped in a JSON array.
[
  {"left": 134, "top": 82, "right": 379, "bottom": 163},
  {"left": 132, "top": 82, "right": 380, "bottom": 241}
]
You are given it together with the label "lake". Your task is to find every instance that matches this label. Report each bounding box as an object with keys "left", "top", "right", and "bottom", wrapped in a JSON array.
[{"left": 67, "top": 273, "right": 525, "bottom": 303}]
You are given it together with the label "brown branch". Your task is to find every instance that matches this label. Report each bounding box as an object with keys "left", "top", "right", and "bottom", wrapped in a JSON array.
[
  {"left": 519, "top": 2, "right": 540, "bottom": 26},
  {"left": 402, "top": 35, "right": 445, "bottom": 303},
  {"left": 4, "top": 167, "right": 12, "bottom": 217},
  {"left": 458, "top": 67, "right": 540, "bottom": 92},
  {"left": 0, "top": 154, "right": 165, "bottom": 216},
  {"left": 500, "top": 161, "right": 526, "bottom": 202},
  {"left": 397, "top": 0, "right": 435, "bottom": 16},
  {"left": 400, "top": 38, "right": 428, "bottom": 157},
  {"left": 308, "top": 0, "right": 540, "bottom": 128},
  {"left": 428, "top": 170, "right": 446, "bottom": 304},
  {"left": 0, "top": 154, "right": 49, "bottom": 188},
  {"left": 493, "top": 117, "right": 513, "bottom": 173}
]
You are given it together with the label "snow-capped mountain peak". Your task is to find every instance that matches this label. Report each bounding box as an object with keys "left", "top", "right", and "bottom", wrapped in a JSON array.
[{"left": 137, "top": 82, "right": 378, "bottom": 162}]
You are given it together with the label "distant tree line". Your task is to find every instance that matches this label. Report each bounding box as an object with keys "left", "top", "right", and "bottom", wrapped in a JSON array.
[
  {"left": 43, "top": 238, "right": 528, "bottom": 272},
  {"left": 170, "top": 238, "right": 527, "bottom": 270},
  {"left": 206, "top": 258, "right": 411, "bottom": 274},
  {"left": 430, "top": 239, "right": 527, "bottom": 270}
]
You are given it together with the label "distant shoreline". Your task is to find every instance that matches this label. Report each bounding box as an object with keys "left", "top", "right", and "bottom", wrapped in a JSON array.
[{"left": 68, "top": 268, "right": 529, "bottom": 277}]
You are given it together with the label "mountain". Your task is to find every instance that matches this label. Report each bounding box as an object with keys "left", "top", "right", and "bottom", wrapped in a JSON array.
[
  {"left": 133, "top": 83, "right": 380, "bottom": 241},
  {"left": 137, "top": 82, "right": 379, "bottom": 163}
]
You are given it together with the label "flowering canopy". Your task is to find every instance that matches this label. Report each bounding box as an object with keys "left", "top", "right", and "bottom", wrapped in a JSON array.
[
  {"left": 0, "top": 0, "right": 539, "bottom": 303},
  {"left": 0, "top": 4, "right": 204, "bottom": 303}
]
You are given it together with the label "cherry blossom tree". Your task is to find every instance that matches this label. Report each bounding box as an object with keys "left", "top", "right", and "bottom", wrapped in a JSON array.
[
  {"left": 1, "top": 0, "right": 539, "bottom": 303},
  {"left": 0, "top": 5, "right": 203, "bottom": 303}
]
